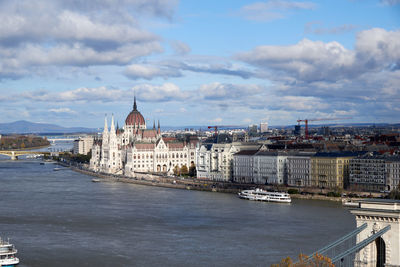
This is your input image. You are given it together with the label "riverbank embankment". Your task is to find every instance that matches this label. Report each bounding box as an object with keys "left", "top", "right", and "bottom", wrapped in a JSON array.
[{"left": 56, "top": 161, "right": 380, "bottom": 202}]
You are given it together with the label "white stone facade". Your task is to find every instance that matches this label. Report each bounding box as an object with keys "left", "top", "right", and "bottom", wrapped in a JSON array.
[
  {"left": 253, "top": 152, "right": 287, "bottom": 184},
  {"left": 90, "top": 99, "right": 197, "bottom": 176},
  {"left": 196, "top": 143, "right": 261, "bottom": 181}
]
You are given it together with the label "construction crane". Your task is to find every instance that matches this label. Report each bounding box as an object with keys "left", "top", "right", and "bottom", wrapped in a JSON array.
[{"left": 297, "top": 117, "right": 351, "bottom": 139}]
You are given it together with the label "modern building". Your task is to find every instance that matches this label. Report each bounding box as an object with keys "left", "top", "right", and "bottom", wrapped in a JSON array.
[
  {"left": 311, "top": 152, "right": 358, "bottom": 189},
  {"left": 73, "top": 136, "right": 94, "bottom": 155},
  {"left": 260, "top": 122, "right": 269, "bottom": 133},
  {"left": 90, "top": 98, "right": 198, "bottom": 175},
  {"left": 248, "top": 124, "right": 258, "bottom": 135}
]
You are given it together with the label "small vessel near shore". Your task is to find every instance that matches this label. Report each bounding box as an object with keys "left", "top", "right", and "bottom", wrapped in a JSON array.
[
  {"left": 0, "top": 237, "right": 19, "bottom": 267},
  {"left": 238, "top": 188, "right": 292, "bottom": 203},
  {"left": 92, "top": 179, "right": 100, "bottom": 182}
]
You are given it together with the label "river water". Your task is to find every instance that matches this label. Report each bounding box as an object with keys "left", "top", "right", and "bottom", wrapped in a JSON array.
[{"left": 0, "top": 158, "right": 356, "bottom": 267}]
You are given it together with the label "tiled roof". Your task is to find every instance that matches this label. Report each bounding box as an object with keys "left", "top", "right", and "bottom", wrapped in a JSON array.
[
  {"left": 135, "top": 143, "right": 155, "bottom": 150},
  {"left": 167, "top": 142, "right": 185, "bottom": 149},
  {"left": 142, "top": 130, "right": 157, "bottom": 138}
]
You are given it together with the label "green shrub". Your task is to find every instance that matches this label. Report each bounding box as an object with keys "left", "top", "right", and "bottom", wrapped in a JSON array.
[
  {"left": 327, "top": 191, "right": 341, "bottom": 197},
  {"left": 288, "top": 189, "right": 299, "bottom": 195}
]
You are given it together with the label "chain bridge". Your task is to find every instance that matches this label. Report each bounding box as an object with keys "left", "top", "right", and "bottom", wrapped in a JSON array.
[{"left": 300, "top": 199, "right": 399, "bottom": 266}]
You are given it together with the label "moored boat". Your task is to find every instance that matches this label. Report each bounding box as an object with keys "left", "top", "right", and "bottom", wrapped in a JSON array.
[
  {"left": 0, "top": 237, "right": 19, "bottom": 267},
  {"left": 238, "top": 188, "right": 291, "bottom": 203}
]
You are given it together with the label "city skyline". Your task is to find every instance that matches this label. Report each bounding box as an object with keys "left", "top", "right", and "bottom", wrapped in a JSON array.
[{"left": 0, "top": 0, "right": 399, "bottom": 128}]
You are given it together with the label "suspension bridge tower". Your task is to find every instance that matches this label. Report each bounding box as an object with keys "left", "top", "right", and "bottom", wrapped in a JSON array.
[{"left": 349, "top": 200, "right": 400, "bottom": 267}]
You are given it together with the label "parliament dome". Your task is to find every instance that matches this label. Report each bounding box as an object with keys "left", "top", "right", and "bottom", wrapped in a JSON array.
[{"left": 125, "top": 97, "right": 145, "bottom": 126}]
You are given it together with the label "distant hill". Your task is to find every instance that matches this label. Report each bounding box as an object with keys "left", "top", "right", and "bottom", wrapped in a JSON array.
[{"left": 0, "top": 120, "right": 97, "bottom": 134}]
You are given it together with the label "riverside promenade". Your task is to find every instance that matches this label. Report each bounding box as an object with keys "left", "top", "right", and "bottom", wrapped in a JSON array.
[{"left": 54, "top": 161, "right": 375, "bottom": 202}]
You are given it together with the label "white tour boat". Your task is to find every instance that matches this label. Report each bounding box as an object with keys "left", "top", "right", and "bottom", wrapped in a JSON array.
[
  {"left": 238, "top": 188, "right": 292, "bottom": 203},
  {"left": 0, "top": 237, "right": 19, "bottom": 267}
]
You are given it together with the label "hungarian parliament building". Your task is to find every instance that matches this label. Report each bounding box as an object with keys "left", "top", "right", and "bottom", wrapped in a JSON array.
[{"left": 90, "top": 98, "right": 198, "bottom": 176}]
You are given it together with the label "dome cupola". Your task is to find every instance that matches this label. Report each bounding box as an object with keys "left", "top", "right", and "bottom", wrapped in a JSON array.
[{"left": 125, "top": 96, "right": 145, "bottom": 126}]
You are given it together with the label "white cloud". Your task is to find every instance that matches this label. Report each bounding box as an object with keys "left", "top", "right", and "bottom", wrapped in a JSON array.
[
  {"left": 21, "top": 86, "right": 125, "bottom": 102},
  {"left": 124, "top": 60, "right": 254, "bottom": 80},
  {"left": 0, "top": 0, "right": 175, "bottom": 78},
  {"left": 279, "top": 96, "right": 329, "bottom": 111},
  {"left": 124, "top": 64, "right": 182, "bottom": 80},
  {"left": 239, "top": 0, "right": 316, "bottom": 22},
  {"left": 198, "top": 82, "right": 263, "bottom": 100},
  {"left": 237, "top": 38, "right": 355, "bottom": 82},
  {"left": 49, "top": 107, "right": 77, "bottom": 114},
  {"left": 133, "top": 83, "right": 190, "bottom": 102},
  {"left": 170, "top": 41, "right": 191, "bottom": 55},
  {"left": 304, "top": 22, "right": 357, "bottom": 35}
]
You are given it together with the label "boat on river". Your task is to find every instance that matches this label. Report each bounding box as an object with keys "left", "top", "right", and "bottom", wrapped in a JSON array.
[
  {"left": 0, "top": 237, "right": 19, "bottom": 267},
  {"left": 238, "top": 188, "right": 291, "bottom": 203}
]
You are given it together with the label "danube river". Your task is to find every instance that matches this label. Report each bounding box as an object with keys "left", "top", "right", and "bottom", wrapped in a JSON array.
[{"left": 0, "top": 159, "right": 355, "bottom": 266}]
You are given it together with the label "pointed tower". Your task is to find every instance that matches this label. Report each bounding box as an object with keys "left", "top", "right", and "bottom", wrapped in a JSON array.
[
  {"left": 110, "top": 114, "right": 116, "bottom": 135},
  {"left": 157, "top": 120, "right": 161, "bottom": 134},
  {"left": 102, "top": 114, "right": 109, "bottom": 145},
  {"left": 153, "top": 120, "right": 156, "bottom": 129},
  {"left": 103, "top": 114, "right": 109, "bottom": 134},
  {"left": 133, "top": 95, "right": 137, "bottom": 111}
]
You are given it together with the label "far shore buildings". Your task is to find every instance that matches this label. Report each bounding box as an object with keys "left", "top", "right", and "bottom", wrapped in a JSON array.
[
  {"left": 73, "top": 136, "right": 94, "bottom": 155},
  {"left": 349, "top": 153, "right": 400, "bottom": 192},
  {"left": 90, "top": 98, "right": 197, "bottom": 176},
  {"left": 196, "top": 142, "right": 261, "bottom": 181}
]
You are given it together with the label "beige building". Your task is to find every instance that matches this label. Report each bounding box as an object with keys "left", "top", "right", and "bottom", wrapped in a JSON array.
[
  {"left": 311, "top": 152, "right": 357, "bottom": 189},
  {"left": 73, "top": 136, "right": 94, "bottom": 155}
]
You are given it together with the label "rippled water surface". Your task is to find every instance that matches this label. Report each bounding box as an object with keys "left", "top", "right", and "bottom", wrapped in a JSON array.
[{"left": 0, "top": 159, "right": 355, "bottom": 266}]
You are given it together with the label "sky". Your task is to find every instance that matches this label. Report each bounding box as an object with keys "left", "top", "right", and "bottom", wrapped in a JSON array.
[{"left": 0, "top": 0, "right": 399, "bottom": 128}]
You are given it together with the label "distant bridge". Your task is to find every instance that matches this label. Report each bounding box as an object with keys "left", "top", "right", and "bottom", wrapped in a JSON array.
[
  {"left": 0, "top": 150, "right": 65, "bottom": 160},
  {"left": 47, "top": 138, "right": 77, "bottom": 142}
]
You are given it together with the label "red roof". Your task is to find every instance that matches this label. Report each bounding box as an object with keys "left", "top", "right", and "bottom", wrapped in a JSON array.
[
  {"left": 142, "top": 130, "right": 157, "bottom": 138},
  {"left": 135, "top": 143, "right": 155, "bottom": 150},
  {"left": 125, "top": 110, "right": 145, "bottom": 126},
  {"left": 167, "top": 143, "right": 185, "bottom": 149}
]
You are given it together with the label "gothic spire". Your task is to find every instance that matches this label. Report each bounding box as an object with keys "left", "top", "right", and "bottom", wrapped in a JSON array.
[
  {"left": 153, "top": 120, "right": 155, "bottom": 129},
  {"left": 133, "top": 95, "right": 137, "bottom": 111},
  {"left": 157, "top": 120, "right": 160, "bottom": 134},
  {"left": 110, "top": 114, "right": 116, "bottom": 134},
  {"left": 103, "top": 114, "right": 108, "bottom": 133}
]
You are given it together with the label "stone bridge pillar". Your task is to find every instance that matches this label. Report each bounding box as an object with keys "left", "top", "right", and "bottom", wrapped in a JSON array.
[{"left": 349, "top": 200, "right": 400, "bottom": 267}]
